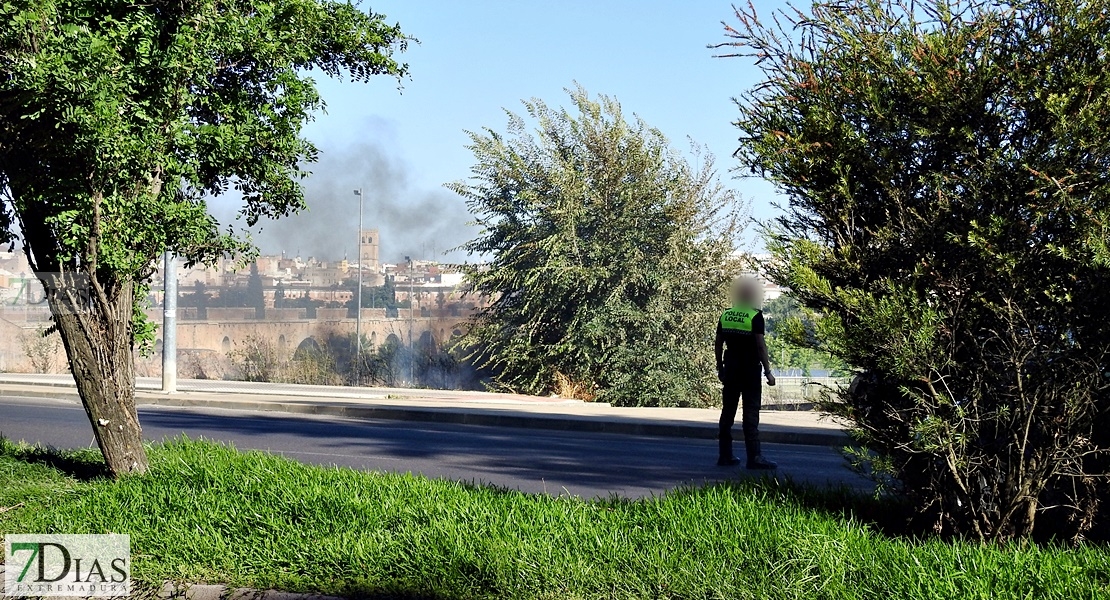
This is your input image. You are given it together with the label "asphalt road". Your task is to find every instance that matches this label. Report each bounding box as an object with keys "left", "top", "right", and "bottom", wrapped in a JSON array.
[{"left": 0, "top": 395, "right": 869, "bottom": 498}]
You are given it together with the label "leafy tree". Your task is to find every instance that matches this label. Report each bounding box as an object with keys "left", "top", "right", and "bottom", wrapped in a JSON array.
[
  {"left": 273, "top": 281, "right": 286, "bottom": 309},
  {"left": 181, "top": 280, "right": 209, "bottom": 319},
  {"left": 0, "top": 0, "right": 409, "bottom": 475},
  {"left": 247, "top": 262, "right": 265, "bottom": 318},
  {"left": 299, "top": 289, "right": 317, "bottom": 318},
  {"left": 218, "top": 283, "right": 248, "bottom": 309},
  {"left": 369, "top": 335, "right": 408, "bottom": 387},
  {"left": 722, "top": 0, "right": 1110, "bottom": 540},
  {"left": 452, "top": 87, "right": 746, "bottom": 407},
  {"left": 348, "top": 278, "right": 399, "bottom": 312}
]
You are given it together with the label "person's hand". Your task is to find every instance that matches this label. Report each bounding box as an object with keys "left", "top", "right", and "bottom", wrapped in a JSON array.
[
  {"left": 765, "top": 372, "right": 776, "bottom": 387},
  {"left": 717, "top": 366, "right": 725, "bottom": 383}
]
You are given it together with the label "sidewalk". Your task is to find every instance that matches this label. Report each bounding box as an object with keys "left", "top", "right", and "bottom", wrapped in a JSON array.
[{"left": 0, "top": 374, "right": 850, "bottom": 446}]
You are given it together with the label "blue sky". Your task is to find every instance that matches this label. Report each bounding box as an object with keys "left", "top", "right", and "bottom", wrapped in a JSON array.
[{"left": 222, "top": 0, "right": 790, "bottom": 262}]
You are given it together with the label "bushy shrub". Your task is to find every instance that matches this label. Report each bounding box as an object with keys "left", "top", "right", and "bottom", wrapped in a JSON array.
[{"left": 724, "top": 0, "right": 1110, "bottom": 540}]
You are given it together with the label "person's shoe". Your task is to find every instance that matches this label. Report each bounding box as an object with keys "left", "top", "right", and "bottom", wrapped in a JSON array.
[
  {"left": 746, "top": 455, "right": 778, "bottom": 470},
  {"left": 717, "top": 455, "right": 742, "bottom": 466}
]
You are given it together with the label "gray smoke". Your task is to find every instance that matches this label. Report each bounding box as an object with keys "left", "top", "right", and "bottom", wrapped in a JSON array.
[{"left": 212, "top": 138, "right": 476, "bottom": 264}]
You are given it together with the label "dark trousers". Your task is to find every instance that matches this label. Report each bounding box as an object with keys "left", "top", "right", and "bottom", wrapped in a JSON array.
[{"left": 719, "top": 373, "right": 762, "bottom": 460}]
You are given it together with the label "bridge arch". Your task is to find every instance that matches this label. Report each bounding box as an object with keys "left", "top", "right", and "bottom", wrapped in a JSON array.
[
  {"left": 417, "top": 331, "right": 436, "bottom": 353},
  {"left": 294, "top": 337, "right": 322, "bottom": 360}
]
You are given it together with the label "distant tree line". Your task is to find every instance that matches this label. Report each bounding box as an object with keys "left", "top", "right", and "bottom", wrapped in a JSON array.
[{"left": 176, "top": 271, "right": 414, "bottom": 319}]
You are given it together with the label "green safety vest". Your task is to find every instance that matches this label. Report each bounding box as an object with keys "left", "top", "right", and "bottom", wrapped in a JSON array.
[{"left": 720, "top": 305, "right": 759, "bottom": 333}]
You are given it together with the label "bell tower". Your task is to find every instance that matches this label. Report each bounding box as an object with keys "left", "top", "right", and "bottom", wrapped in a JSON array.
[{"left": 359, "top": 228, "right": 380, "bottom": 284}]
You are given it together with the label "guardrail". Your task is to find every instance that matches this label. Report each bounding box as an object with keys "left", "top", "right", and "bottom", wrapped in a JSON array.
[{"left": 763, "top": 376, "right": 846, "bottom": 407}]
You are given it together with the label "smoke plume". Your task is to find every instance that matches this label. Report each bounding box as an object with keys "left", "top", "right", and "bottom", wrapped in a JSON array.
[{"left": 210, "top": 137, "right": 475, "bottom": 264}]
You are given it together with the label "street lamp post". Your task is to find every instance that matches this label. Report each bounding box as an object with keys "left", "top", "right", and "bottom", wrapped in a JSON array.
[
  {"left": 353, "top": 188, "right": 364, "bottom": 386},
  {"left": 406, "top": 255, "right": 414, "bottom": 385},
  {"left": 162, "top": 251, "right": 177, "bottom": 393}
]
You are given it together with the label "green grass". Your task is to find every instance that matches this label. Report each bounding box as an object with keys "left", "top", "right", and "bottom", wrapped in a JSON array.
[{"left": 1, "top": 438, "right": 1107, "bottom": 600}]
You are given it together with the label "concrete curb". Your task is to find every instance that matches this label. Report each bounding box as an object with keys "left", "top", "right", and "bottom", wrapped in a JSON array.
[
  {"left": 0, "top": 384, "right": 849, "bottom": 447},
  {"left": 0, "top": 376, "right": 594, "bottom": 406}
]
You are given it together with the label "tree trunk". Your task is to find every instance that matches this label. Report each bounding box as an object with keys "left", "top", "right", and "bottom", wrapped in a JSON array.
[{"left": 46, "top": 272, "right": 148, "bottom": 476}]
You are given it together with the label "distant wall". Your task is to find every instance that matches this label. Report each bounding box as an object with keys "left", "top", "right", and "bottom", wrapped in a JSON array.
[
  {"left": 316, "top": 308, "right": 347, "bottom": 321},
  {"left": 265, "top": 308, "right": 308, "bottom": 321},
  {"left": 0, "top": 309, "right": 65, "bottom": 373},
  {"left": 1, "top": 304, "right": 472, "bottom": 376},
  {"left": 204, "top": 307, "right": 257, "bottom": 321}
]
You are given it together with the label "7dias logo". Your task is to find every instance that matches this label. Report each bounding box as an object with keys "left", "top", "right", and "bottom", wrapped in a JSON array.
[{"left": 4, "top": 535, "right": 130, "bottom": 597}]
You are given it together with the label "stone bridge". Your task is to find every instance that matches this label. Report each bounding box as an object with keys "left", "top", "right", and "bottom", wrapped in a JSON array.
[
  {"left": 0, "top": 306, "right": 470, "bottom": 374},
  {"left": 171, "top": 310, "right": 467, "bottom": 359}
]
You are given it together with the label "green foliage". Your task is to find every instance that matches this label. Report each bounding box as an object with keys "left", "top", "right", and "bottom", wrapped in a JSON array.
[
  {"left": 724, "top": 0, "right": 1110, "bottom": 540},
  {"left": 183, "top": 281, "right": 210, "bottom": 308},
  {"left": 17, "top": 321, "right": 61, "bottom": 373},
  {"left": 273, "top": 281, "right": 286, "bottom": 308},
  {"left": 281, "top": 342, "right": 341, "bottom": 385},
  {"left": 228, "top": 334, "right": 284, "bottom": 382},
  {"left": 346, "top": 277, "right": 404, "bottom": 316},
  {"left": 0, "top": 0, "right": 408, "bottom": 471},
  {"left": 132, "top": 281, "right": 157, "bottom": 356},
  {"left": 452, "top": 86, "right": 746, "bottom": 407},
  {"left": 0, "top": 0, "right": 408, "bottom": 366},
  {"left": 0, "top": 0, "right": 409, "bottom": 277},
  {"left": 246, "top": 262, "right": 265, "bottom": 317},
  {"left": 351, "top": 333, "right": 452, "bottom": 388},
  {"left": 2, "top": 438, "right": 1108, "bottom": 599},
  {"left": 763, "top": 294, "right": 849, "bottom": 376},
  {"left": 0, "top": 438, "right": 87, "bottom": 509}
]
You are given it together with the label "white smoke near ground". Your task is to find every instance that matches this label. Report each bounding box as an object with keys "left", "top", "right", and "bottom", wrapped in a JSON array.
[{"left": 209, "top": 136, "right": 476, "bottom": 264}]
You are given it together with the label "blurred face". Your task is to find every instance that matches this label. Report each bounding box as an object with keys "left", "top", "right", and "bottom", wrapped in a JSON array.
[{"left": 731, "top": 278, "right": 763, "bottom": 307}]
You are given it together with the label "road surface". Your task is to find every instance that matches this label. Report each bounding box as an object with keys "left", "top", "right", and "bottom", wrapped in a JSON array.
[{"left": 0, "top": 394, "right": 868, "bottom": 498}]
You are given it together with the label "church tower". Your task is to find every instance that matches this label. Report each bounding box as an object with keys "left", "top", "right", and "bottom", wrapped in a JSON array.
[{"left": 359, "top": 228, "right": 381, "bottom": 284}]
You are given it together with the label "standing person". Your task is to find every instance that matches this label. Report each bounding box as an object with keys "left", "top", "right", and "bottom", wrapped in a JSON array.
[{"left": 714, "top": 277, "right": 777, "bottom": 469}]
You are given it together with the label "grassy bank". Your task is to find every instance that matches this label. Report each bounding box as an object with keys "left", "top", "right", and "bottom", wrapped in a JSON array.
[{"left": 1, "top": 438, "right": 1106, "bottom": 600}]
